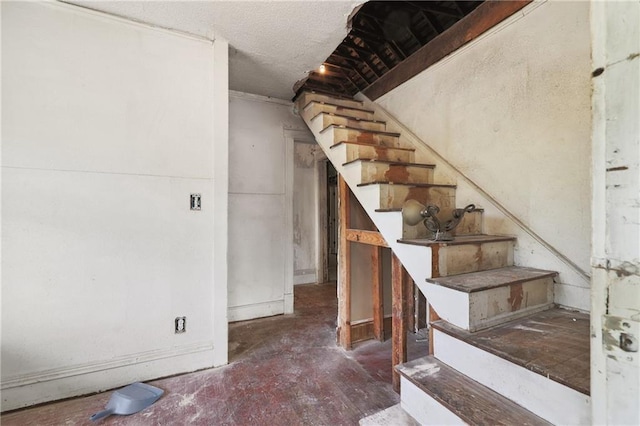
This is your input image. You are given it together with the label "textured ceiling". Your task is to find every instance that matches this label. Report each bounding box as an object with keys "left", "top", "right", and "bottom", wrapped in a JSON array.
[{"left": 68, "top": 1, "right": 361, "bottom": 99}]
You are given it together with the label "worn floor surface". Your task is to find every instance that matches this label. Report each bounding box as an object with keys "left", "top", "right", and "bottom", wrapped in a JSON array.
[{"left": 2, "top": 282, "right": 427, "bottom": 425}]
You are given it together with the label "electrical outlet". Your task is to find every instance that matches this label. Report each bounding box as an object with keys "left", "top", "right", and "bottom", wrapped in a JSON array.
[
  {"left": 175, "top": 316, "right": 186, "bottom": 334},
  {"left": 190, "top": 194, "right": 201, "bottom": 211}
]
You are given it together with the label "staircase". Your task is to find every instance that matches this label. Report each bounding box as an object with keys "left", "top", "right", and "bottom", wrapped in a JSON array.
[{"left": 296, "top": 91, "right": 590, "bottom": 425}]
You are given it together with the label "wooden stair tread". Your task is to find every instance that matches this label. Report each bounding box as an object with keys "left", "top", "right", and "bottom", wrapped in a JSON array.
[
  {"left": 310, "top": 111, "right": 384, "bottom": 124},
  {"left": 320, "top": 124, "right": 401, "bottom": 137},
  {"left": 375, "top": 207, "right": 484, "bottom": 213},
  {"left": 431, "top": 308, "right": 590, "bottom": 395},
  {"left": 427, "top": 266, "right": 557, "bottom": 293},
  {"left": 397, "top": 356, "right": 551, "bottom": 426},
  {"left": 358, "top": 181, "right": 456, "bottom": 188},
  {"left": 398, "top": 234, "right": 516, "bottom": 247},
  {"left": 330, "top": 141, "right": 415, "bottom": 152},
  {"left": 302, "top": 99, "right": 368, "bottom": 111},
  {"left": 343, "top": 158, "right": 435, "bottom": 168}
]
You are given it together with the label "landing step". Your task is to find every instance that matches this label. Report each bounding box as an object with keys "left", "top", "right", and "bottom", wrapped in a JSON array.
[
  {"left": 397, "top": 356, "right": 551, "bottom": 425},
  {"left": 375, "top": 207, "right": 484, "bottom": 213},
  {"left": 432, "top": 307, "right": 590, "bottom": 395},
  {"left": 427, "top": 266, "right": 557, "bottom": 293},
  {"left": 359, "top": 404, "right": 419, "bottom": 426},
  {"left": 343, "top": 158, "right": 435, "bottom": 169},
  {"left": 398, "top": 234, "right": 516, "bottom": 247}
]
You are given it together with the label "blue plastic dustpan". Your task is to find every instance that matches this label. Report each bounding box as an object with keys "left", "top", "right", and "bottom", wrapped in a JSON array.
[{"left": 90, "top": 382, "right": 164, "bottom": 422}]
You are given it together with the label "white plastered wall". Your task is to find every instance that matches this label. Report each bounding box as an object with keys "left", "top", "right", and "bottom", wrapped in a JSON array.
[
  {"left": 1, "top": 1, "right": 228, "bottom": 410},
  {"left": 374, "top": 1, "right": 592, "bottom": 310},
  {"left": 227, "top": 92, "right": 314, "bottom": 321}
]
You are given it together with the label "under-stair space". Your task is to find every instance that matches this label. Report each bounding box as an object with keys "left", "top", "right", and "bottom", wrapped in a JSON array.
[{"left": 296, "top": 91, "right": 590, "bottom": 425}]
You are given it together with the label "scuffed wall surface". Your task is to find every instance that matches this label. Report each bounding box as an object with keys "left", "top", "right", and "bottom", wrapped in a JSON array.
[
  {"left": 1, "top": 1, "right": 223, "bottom": 410},
  {"left": 376, "top": 1, "right": 592, "bottom": 310}
]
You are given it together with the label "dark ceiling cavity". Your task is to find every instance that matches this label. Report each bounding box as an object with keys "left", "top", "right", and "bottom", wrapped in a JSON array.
[{"left": 293, "top": 1, "right": 483, "bottom": 100}]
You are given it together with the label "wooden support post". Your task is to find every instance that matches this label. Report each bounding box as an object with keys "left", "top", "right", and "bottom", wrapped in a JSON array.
[
  {"left": 404, "top": 267, "right": 415, "bottom": 333},
  {"left": 416, "top": 289, "right": 427, "bottom": 330},
  {"left": 428, "top": 303, "right": 441, "bottom": 355},
  {"left": 391, "top": 253, "right": 407, "bottom": 393},
  {"left": 372, "top": 246, "right": 384, "bottom": 342},
  {"left": 337, "top": 175, "right": 352, "bottom": 349}
]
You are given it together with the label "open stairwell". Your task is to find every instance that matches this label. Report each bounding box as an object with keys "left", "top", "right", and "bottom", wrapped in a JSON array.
[{"left": 296, "top": 92, "right": 590, "bottom": 425}]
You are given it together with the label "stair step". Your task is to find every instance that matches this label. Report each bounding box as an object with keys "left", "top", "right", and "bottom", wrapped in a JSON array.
[
  {"left": 428, "top": 266, "right": 556, "bottom": 331},
  {"left": 399, "top": 235, "right": 515, "bottom": 277},
  {"left": 321, "top": 124, "right": 405, "bottom": 148},
  {"left": 427, "top": 265, "right": 557, "bottom": 293},
  {"left": 330, "top": 141, "right": 415, "bottom": 163},
  {"left": 432, "top": 308, "right": 591, "bottom": 424},
  {"left": 343, "top": 159, "right": 435, "bottom": 186},
  {"left": 397, "top": 356, "right": 551, "bottom": 426},
  {"left": 302, "top": 101, "right": 375, "bottom": 121},
  {"left": 298, "top": 91, "right": 365, "bottom": 110},
  {"left": 361, "top": 182, "right": 457, "bottom": 210},
  {"left": 311, "top": 111, "right": 386, "bottom": 132}
]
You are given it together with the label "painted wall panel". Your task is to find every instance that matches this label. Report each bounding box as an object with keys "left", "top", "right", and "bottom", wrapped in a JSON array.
[
  {"left": 228, "top": 94, "right": 313, "bottom": 321},
  {"left": 1, "top": 1, "right": 225, "bottom": 410}
]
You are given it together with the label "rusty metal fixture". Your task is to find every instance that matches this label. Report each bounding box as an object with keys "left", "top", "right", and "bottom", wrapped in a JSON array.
[{"left": 402, "top": 200, "right": 476, "bottom": 241}]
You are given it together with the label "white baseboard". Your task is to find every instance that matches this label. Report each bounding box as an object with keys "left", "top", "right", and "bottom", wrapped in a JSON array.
[
  {"left": 294, "top": 273, "right": 317, "bottom": 285},
  {"left": 1, "top": 342, "right": 216, "bottom": 412},
  {"left": 227, "top": 300, "right": 284, "bottom": 322}
]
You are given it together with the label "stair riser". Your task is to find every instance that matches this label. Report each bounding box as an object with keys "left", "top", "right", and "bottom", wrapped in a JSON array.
[
  {"left": 302, "top": 102, "right": 375, "bottom": 122},
  {"left": 316, "top": 115, "right": 386, "bottom": 132},
  {"left": 434, "top": 241, "right": 514, "bottom": 277},
  {"left": 403, "top": 211, "right": 483, "bottom": 239},
  {"left": 337, "top": 144, "right": 415, "bottom": 164},
  {"left": 468, "top": 277, "right": 554, "bottom": 331},
  {"left": 329, "top": 128, "right": 403, "bottom": 148},
  {"left": 378, "top": 185, "right": 456, "bottom": 210},
  {"left": 400, "top": 377, "right": 465, "bottom": 425},
  {"left": 299, "top": 92, "right": 365, "bottom": 110},
  {"left": 356, "top": 162, "right": 434, "bottom": 185},
  {"left": 433, "top": 329, "right": 591, "bottom": 425}
]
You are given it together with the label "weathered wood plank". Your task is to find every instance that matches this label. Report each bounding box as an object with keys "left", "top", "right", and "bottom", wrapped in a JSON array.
[
  {"left": 391, "top": 253, "right": 407, "bottom": 392},
  {"left": 363, "top": 1, "right": 532, "bottom": 100},
  {"left": 338, "top": 175, "right": 352, "bottom": 349},
  {"left": 372, "top": 246, "right": 384, "bottom": 341},
  {"left": 345, "top": 229, "right": 389, "bottom": 247}
]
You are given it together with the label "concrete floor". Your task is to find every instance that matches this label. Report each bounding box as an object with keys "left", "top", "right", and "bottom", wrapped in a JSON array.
[{"left": 2, "top": 282, "right": 428, "bottom": 425}]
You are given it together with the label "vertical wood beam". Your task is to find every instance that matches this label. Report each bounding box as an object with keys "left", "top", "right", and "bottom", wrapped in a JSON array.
[
  {"left": 428, "top": 303, "right": 441, "bottom": 355},
  {"left": 416, "top": 289, "right": 427, "bottom": 330},
  {"left": 405, "top": 267, "right": 415, "bottom": 333},
  {"left": 391, "top": 253, "right": 407, "bottom": 392},
  {"left": 372, "top": 246, "right": 384, "bottom": 342},
  {"left": 337, "top": 175, "right": 352, "bottom": 349}
]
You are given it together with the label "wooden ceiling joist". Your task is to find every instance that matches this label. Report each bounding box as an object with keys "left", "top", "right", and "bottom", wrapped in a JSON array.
[{"left": 294, "top": 1, "right": 530, "bottom": 101}]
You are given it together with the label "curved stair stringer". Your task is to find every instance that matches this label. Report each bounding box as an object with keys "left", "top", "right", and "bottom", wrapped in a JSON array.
[{"left": 353, "top": 93, "right": 591, "bottom": 312}]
